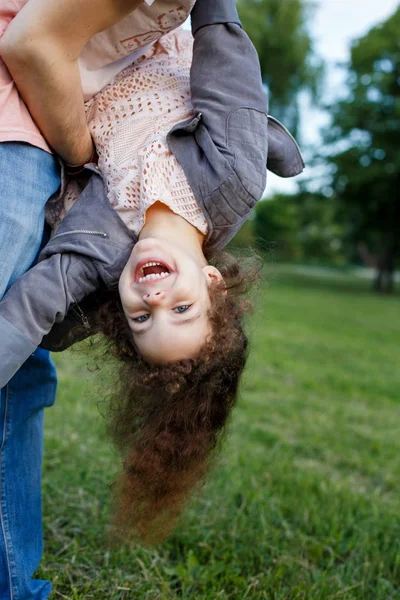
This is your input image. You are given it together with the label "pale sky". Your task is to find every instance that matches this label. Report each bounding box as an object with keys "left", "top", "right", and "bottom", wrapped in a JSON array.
[{"left": 266, "top": 0, "right": 400, "bottom": 196}]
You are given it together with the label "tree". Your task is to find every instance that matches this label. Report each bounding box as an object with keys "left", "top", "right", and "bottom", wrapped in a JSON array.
[
  {"left": 253, "top": 192, "right": 345, "bottom": 264},
  {"left": 254, "top": 194, "right": 300, "bottom": 259},
  {"left": 324, "top": 7, "right": 400, "bottom": 292},
  {"left": 237, "top": 0, "right": 322, "bottom": 134}
]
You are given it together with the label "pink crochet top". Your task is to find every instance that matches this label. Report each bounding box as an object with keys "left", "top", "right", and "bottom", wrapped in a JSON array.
[{"left": 48, "top": 28, "right": 208, "bottom": 236}]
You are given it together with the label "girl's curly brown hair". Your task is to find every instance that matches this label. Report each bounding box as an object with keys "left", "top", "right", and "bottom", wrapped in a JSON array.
[{"left": 91, "top": 251, "right": 259, "bottom": 545}]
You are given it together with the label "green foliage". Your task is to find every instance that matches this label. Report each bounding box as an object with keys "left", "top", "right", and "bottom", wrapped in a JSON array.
[
  {"left": 237, "top": 0, "right": 323, "bottom": 134},
  {"left": 228, "top": 219, "right": 255, "bottom": 249},
  {"left": 37, "top": 268, "right": 400, "bottom": 598},
  {"left": 294, "top": 191, "right": 345, "bottom": 264},
  {"left": 324, "top": 6, "right": 400, "bottom": 290},
  {"left": 253, "top": 193, "right": 345, "bottom": 264},
  {"left": 254, "top": 195, "right": 300, "bottom": 259}
]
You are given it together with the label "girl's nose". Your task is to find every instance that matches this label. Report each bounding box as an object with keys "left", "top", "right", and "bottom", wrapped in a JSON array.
[{"left": 143, "top": 290, "right": 166, "bottom": 305}]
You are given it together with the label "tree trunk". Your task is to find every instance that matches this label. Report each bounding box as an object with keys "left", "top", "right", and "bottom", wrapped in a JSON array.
[
  {"left": 374, "top": 235, "right": 396, "bottom": 294},
  {"left": 374, "top": 184, "right": 400, "bottom": 294}
]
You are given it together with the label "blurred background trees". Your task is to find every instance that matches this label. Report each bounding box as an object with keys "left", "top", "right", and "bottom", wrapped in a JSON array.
[
  {"left": 237, "top": 0, "right": 323, "bottom": 135},
  {"left": 234, "top": 2, "right": 400, "bottom": 293},
  {"left": 253, "top": 192, "right": 345, "bottom": 265},
  {"left": 324, "top": 7, "right": 400, "bottom": 292}
]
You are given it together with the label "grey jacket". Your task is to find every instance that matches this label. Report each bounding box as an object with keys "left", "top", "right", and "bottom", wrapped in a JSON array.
[{"left": 0, "top": 0, "right": 304, "bottom": 388}]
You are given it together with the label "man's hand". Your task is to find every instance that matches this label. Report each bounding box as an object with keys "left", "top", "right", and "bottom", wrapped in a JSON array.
[{"left": 0, "top": 0, "right": 143, "bottom": 164}]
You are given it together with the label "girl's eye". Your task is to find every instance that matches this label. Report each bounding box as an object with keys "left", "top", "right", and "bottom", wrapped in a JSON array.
[
  {"left": 174, "top": 304, "right": 192, "bottom": 314},
  {"left": 133, "top": 314, "right": 150, "bottom": 323}
]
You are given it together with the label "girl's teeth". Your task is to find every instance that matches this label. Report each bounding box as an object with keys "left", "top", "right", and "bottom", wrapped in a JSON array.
[
  {"left": 138, "top": 272, "right": 170, "bottom": 283},
  {"left": 138, "top": 261, "right": 170, "bottom": 280},
  {"left": 140, "top": 261, "right": 166, "bottom": 270}
]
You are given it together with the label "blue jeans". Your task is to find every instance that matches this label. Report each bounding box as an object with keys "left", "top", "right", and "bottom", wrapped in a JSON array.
[{"left": 0, "top": 143, "right": 61, "bottom": 599}]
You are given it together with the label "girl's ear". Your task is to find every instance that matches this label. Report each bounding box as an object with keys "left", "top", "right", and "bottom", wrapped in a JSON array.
[{"left": 202, "top": 266, "right": 226, "bottom": 292}]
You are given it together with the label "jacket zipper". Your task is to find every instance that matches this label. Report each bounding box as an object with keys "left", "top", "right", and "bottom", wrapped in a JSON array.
[
  {"left": 72, "top": 304, "right": 91, "bottom": 330},
  {"left": 51, "top": 230, "right": 108, "bottom": 241}
]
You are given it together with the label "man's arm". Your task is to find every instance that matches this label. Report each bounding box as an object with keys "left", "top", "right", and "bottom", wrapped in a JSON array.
[{"left": 0, "top": 0, "right": 143, "bottom": 164}]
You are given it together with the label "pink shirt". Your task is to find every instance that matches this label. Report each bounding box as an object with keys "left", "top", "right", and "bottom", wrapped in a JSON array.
[
  {"left": 0, "top": 0, "right": 194, "bottom": 152},
  {"left": 0, "top": 0, "right": 51, "bottom": 151}
]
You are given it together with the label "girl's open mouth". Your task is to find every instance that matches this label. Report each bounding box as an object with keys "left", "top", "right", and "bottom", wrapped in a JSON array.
[{"left": 135, "top": 260, "right": 173, "bottom": 283}]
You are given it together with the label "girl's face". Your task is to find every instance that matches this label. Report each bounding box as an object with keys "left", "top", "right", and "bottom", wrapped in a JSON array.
[{"left": 118, "top": 238, "right": 222, "bottom": 363}]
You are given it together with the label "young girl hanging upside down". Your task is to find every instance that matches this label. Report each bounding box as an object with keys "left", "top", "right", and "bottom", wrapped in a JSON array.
[{"left": 0, "top": 0, "right": 303, "bottom": 543}]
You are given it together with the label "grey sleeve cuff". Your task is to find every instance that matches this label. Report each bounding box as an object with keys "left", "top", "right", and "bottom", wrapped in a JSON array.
[
  {"left": 0, "top": 317, "right": 36, "bottom": 388},
  {"left": 191, "top": 0, "right": 241, "bottom": 35}
]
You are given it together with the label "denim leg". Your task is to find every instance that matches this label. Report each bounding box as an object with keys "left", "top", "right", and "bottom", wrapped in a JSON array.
[{"left": 0, "top": 143, "right": 61, "bottom": 600}]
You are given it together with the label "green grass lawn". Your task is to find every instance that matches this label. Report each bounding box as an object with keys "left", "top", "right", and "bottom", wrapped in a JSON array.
[{"left": 37, "top": 265, "right": 400, "bottom": 599}]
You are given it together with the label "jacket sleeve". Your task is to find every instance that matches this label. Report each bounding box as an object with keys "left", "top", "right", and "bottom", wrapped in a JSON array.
[
  {"left": 189, "top": 0, "right": 269, "bottom": 197},
  {"left": 0, "top": 171, "right": 136, "bottom": 384},
  {"left": 182, "top": 0, "right": 304, "bottom": 190},
  {"left": 167, "top": 0, "right": 270, "bottom": 235},
  {"left": 0, "top": 253, "right": 100, "bottom": 388},
  {"left": 190, "top": 0, "right": 268, "bottom": 146}
]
